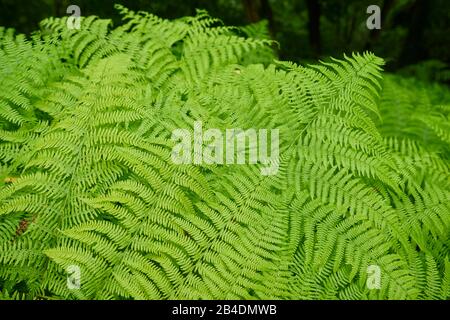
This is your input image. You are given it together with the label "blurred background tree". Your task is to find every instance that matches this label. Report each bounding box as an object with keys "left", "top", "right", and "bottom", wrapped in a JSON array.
[{"left": 0, "top": 0, "right": 449, "bottom": 82}]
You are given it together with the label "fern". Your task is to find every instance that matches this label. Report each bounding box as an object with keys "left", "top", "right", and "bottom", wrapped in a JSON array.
[{"left": 0, "top": 6, "right": 449, "bottom": 300}]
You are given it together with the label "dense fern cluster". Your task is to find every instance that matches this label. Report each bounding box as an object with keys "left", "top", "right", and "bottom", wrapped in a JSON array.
[{"left": 0, "top": 5, "right": 449, "bottom": 300}]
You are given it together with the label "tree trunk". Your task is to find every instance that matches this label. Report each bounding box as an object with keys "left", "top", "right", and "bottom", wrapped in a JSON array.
[
  {"left": 242, "top": 0, "right": 261, "bottom": 22},
  {"left": 259, "top": 0, "right": 275, "bottom": 35},
  {"left": 306, "top": 0, "right": 321, "bottom": 57},
  {"left": 54, "top": 0, "right": 63, "bottom": 17}
]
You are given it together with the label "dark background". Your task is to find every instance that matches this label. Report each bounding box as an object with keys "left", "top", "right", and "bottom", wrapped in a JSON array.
[{"left": 1, "top": 0, "right": 449, "bottom": 82}]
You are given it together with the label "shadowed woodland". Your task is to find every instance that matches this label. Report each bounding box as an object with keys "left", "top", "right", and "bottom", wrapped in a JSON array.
[{"left": 1, "top": 0, "right": 450, "bottom": 83}]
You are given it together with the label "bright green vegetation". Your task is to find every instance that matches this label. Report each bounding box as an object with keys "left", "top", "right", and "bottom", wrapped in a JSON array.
[{"left": 0, "top": 5, "right": 449, "bottom": 300}]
